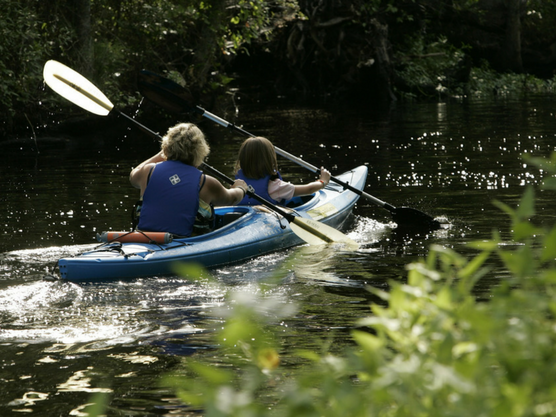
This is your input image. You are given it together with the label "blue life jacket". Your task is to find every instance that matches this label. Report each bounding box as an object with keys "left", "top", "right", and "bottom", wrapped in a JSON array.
[
  {"left": 235, "top": 169, "right": 283, "bottom": 205},
  {"left": 138, "top": 160, "right": 201, "bottom": 236}
]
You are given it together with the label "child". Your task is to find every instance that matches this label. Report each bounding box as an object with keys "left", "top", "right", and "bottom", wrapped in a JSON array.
[{"left": 234, "top": 136, "right": 331, "bottom": 205}]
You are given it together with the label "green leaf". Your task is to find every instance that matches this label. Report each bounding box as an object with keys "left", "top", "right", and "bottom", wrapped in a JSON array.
[
  {"left": 540, "top": 269, "right": 556, "bottom": 284},
  {"left": 458, "top": 249, "right": 491, "bottom": 280},
  {"left": 498, "top": 246, "right": 536, "bottom": 280},
  {"left": 541, "top": 225, "right": 556, "bottom": 262},
  {"left": 219, "top": 315, "right": 265, "bottom": 351},
  {"left": 173, "top": 262, "right": 212, "bottom": 282},
  {"left": 452, "top": 341, "right": 478, "bottom": 358},
  {"left": 351, "top": 330, "right": 384, "bottom": 352},
  {"left": 296, "top": 350, "right": 321, "bottom": 362},
  {"left": 512, "top": 220, "right": 540, "bottom": 241},
  {"left": 434, "top": 286, "right": 453, "bottom": 309},
  {"left": 189, "top": 361, "right": 234, "bottom": 385},
  {"left": 516, "top": 186, "right": 535, "bottom": 219}
]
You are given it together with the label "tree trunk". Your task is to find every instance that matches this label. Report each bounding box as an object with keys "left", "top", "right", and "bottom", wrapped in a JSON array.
[
  {"left": 71, "top": 0, "right": 93, "bottom": 77},
  {"left": 370, "top": 19, "right": 397, "bottom": 102},
  {"left": 499, "top": 0, "right": 524, "bottom": 72}
]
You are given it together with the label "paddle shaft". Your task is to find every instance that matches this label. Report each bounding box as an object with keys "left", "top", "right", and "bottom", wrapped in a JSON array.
[
  {"left": 194, "top": 105, "right": 439, "bottom": 230},
  {"left": 196, "top": 106, "right": 395, "bottom": 211}
]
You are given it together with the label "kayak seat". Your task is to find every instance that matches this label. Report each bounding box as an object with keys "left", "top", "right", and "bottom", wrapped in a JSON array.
[
  {"left": 284, "top": 194, "right": 314, "bottom": 208},
  {"left": 216, "top": 212, "right": 246, "bottom": 228}
]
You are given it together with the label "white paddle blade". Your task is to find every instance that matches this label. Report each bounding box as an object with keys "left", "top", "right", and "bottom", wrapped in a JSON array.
[
  {"left": 291, "top": 217, "right": 359, "bottom": 249},
  {"left": 43, "top": 60, "right": 114, "bottom": 116},
  {"left": 290, "top": 221, "right": 330, "bottom": 245}
]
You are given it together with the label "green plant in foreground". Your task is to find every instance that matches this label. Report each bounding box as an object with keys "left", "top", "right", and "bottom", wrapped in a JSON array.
[{"left": 163, "top": 154, "right": 556, "bottom": 416}]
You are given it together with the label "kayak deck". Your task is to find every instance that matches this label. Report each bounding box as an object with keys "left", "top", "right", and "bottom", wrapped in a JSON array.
[{"left": 57, "top": 165, "right": 367, "bottom": 281}]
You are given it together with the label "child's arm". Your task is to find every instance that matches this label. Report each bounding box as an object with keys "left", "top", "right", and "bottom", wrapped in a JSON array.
[{"left": 292, "top": 167, "right": 331, "bottom": 196}]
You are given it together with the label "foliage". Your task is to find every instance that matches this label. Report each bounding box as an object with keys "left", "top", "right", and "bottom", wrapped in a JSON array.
[
  {"left": 394, "top": 34, "right": 471, "bottom": 99},
  {"left": 227, "top": 0, "right": 272, "bottom": 52},
  {"left": 163, "top": 152, "right": 556, "bottom": 416},
  {"left": 0, "top": 0, "right": 299, "bottom": 137},
  {"left": 522, "top": 0, "right": 556, "bottom": 49},
  {"left": 0, "top": 0, "right": 55, "bottom": 134},
  {"left": 394, "top": 35, "right": 556, "bottom": 100},
  {"left": 468, "top": 63, "right": 556, "bottom": 97},
  {"left": 389, "top": 0, "right": 556, "bottom": 100},
  {"left": 86, "top": 0, "right": 300, "bottom": 103}
]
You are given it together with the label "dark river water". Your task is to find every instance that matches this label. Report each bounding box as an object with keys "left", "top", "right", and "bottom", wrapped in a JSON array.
[{"left": 1, "top": 94, "right": 556, "bottom": 415}]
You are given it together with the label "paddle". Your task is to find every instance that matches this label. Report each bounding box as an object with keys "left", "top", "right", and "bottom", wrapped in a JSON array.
[
  {"left": 42, "top": 60, "right": 358, "bottom": 247},
  {"left": 137, "top": 70, "right": 441, "bottom": 231}
]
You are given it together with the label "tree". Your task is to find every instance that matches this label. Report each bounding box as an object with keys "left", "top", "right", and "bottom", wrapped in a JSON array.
[
  {"left": 70, "top": 0, "right": 93, "bottom": 77},
  {"left": 499, "top": 0, "right": 524, "bottom": 72}
]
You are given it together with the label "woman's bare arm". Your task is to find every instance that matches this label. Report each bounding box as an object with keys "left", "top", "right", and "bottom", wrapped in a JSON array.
[
  {"left": 130, "top": 151, "right": 166, "bottom": 193},
  {"left": 200, "top": 176, "right": 247, "bottom": 206}
]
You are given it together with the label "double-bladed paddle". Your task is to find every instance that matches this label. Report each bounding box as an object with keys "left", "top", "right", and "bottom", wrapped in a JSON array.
[
  {"left": 137, "top": 70, "right": 441, "bottom": 231},
  {"left": 42, "top": 60, "right": 358, "bottom": 247}
]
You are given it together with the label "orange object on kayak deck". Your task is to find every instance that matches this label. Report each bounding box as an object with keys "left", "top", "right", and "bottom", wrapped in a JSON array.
[{"left": 96, "top": 231, "right": 173, "bottom": 244}]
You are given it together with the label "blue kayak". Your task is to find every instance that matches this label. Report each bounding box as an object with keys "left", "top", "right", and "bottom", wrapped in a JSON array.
[{"left": 57, "top": 165, "right": 367, "bottom": 281}]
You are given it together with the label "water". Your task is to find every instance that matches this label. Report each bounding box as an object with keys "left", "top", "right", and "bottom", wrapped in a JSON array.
[{"left": 1, "top": 95, "right": 556, "bottom": 415}]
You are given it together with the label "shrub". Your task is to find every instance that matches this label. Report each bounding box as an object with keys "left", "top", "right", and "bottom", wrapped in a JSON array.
[
  {"left": 0, "top": 0, "right": 54, "bottom": 135},
  {"left": 163, "top": 152, "right": 556, "bottom": 416}
]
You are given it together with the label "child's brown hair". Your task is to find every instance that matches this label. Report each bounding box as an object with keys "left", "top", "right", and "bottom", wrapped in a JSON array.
[{"left": 235, "top": 137, "right": 279, "bottom": 179}]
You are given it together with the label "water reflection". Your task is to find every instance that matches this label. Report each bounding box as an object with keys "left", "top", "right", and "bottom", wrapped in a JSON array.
[
  {"left": 57, "top": 369, "right": 114, "bottom": 393},
  {"left": 7, "top": 391, "right": 50, "bottom": 409},
  {"left": 0, "top": 261, "right": 224, "bottom": 347}
]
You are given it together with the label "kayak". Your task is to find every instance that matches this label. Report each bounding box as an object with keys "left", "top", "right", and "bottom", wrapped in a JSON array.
[{"left": 56, "top": 165, "right": 367, "bottom": 281}]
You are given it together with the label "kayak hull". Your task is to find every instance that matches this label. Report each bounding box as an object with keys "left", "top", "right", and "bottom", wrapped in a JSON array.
[{"left": 57, "top": 165, "right": 367, "bottom": 281}]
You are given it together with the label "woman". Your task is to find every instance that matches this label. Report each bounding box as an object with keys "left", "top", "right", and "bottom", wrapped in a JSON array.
[
  {"left": 130, "top": 122, "right": 248, "bottom": 236},
  {"left": 234, "top": 136, "right": 331, "bottom": 205}
]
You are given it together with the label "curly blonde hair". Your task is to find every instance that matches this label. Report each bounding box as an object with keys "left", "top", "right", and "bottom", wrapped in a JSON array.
[{"left": 161, "top": 123, "right": 210, "bottom": 167}]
